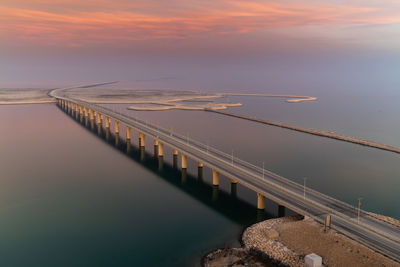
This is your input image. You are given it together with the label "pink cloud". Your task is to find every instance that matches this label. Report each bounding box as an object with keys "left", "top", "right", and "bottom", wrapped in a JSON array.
[{"left": 1, "top": 0, "right": 399, "bottom": 47}]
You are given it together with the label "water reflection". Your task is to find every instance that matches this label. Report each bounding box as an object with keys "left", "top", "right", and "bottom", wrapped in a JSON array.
[
  {"left": 58, "top": 104, "right": 274, "bottom": 226},
  {"left": 158, "top": 156, "right": 163, "bottom": 172},
  {"left": 231, "top": 183, "right": 237, "bottom": 198},
  {"left": 198, "top": 166, "right": 203, "bottom": 181},
  {"left": 181, "top": 169, "right": 187, "bottom": 185},
  {"left": 173, "top": 154, "right": 178, "bottom": 169}
]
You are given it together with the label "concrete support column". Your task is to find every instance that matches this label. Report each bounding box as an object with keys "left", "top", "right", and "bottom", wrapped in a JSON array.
[
  {"left": 158, "top": 142, "right": 164, "bottom": 157},
  {"left": 97, "top": 113, "right": 102, "bottom": 124},
  {"left": 153, "top": 140, "right": 158, "bottom": 157},
  {"left": 89, "top": 109, "right": 94, "bottom": 120},
  {"left": 84, "top": 107, "right": 88, "bottom": 118},
  {"left": 257, "top": 193, "right": 265, "bottom": 210},
  {"left": 231, "top": 183, "right": 237, "bottom": 197},
  {"left": 173, "top": 149, "right": 178, "bottom": 169},
  {"left": 212, "top": 169, "right": 219, "bottom": 186},
  {"left": 75, "top": 104, "right": 78, "bottom": 113},
  {"left": 181, "top": 153, "right": 187, "bottom": 169},
  {"left": 79, "top": 106, "right": 83, "bottom": 116},
  {"left": 105, "top": 116, "right": 110, "bottom": 128},
  {"left": 139, "top": 132, "right": 145, "bottom": 147},
  {"left": 126, "top": 126, "right": 131, "bottom": 140},
  {"left": 115, "top": 120, "right": 119, "bottom": 134},
  {"left": 278, "top": 205, "right": 285, "bottom": 217}
]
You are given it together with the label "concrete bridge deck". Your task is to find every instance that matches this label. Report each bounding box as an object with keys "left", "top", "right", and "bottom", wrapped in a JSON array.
[{"left": 52, "top": 92, "right": 400, "bottom": 262}]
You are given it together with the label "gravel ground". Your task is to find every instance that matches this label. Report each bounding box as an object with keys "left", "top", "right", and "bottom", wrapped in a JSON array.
[{"left": 242, "top": 216, "right": 400, "bottom": 267}]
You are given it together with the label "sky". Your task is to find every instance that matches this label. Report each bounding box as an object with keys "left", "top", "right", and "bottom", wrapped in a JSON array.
[{"left": 1, "top": 0, "right": 399, "bottom": 92}]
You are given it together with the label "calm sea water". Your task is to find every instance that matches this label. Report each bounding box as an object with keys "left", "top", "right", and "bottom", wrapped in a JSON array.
[
  {"left": 106, "top": 89, "right": 400, "bottom": 220},
  {"left": 0, "top": 88, "right": 399, "bottom": 266},
  {"left": 0, "top": 104, "right": 272, "bottom": 267}
]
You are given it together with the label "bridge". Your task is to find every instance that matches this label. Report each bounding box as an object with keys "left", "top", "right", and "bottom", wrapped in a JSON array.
[{"left": 51, "top": 90, "right": 400, "bottom": 262}]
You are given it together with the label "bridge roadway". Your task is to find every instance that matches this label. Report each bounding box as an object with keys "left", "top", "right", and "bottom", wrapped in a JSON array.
[{"left": 53, "top": 92, "right": 400, "bottom": 262}]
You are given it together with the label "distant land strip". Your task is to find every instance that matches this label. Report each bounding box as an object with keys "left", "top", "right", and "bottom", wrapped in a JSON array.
[
  {"left": 205, "top": 109, "right": 400, "bottom": 154},
  {"left": 222, "top": 93, "right": 317, "bottom": 103}
]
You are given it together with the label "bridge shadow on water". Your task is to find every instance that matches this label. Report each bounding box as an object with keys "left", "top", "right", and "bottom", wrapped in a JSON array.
[{"left": 60, "top": 106, "right": 276, "bottom": 228}]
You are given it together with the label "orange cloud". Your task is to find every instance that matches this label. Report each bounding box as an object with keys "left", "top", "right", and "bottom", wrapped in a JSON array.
[{"left": 1, "top": 0, "right": 399, "bottom": 47}]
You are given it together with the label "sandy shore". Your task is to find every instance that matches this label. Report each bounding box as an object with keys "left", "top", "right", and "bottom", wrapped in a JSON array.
[
  {"left": 204, "top": 215, "right": 400, "bottom": 267},
  {"left": 0, "top": 88, "right": 54, "bottom": 105}
]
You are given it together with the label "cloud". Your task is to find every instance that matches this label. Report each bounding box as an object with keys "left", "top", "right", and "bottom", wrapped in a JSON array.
[{"left": 1, "top": 0, "right": 399, "bottom": 47}]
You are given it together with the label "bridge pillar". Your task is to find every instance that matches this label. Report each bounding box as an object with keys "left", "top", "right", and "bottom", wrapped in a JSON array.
[
  {"left": 158, "top": 142, "right": 164, "bottom": 157},
  {"left": 139, "top": 132, "right": 145, "bottom": 147},
  {"left": 126, "top": 126, "right": 131, "bottom": 140},
  {"left": 97, "top": 122, "right": 102, "bottom": 136},
  {"left": 126, "top": 141, "right": 131, "bottom": 154},
  {"left": 106, "top": 127, "right": 110, "bottom": 141},
  {"left": 75, "top": 103, "right": 78, "bottom": 113},
  {"left": 89, "top": 109, "right": 95, "bottom": 121},
  {"left": 278, "top": 205, "right": 285, "bottom": 217},
  {"left": 105, "top": 116, "right": 110, "bottom": 128},
  {"left": 97, "top": 113, "right": 102, "bottom": 124},
  {"left": 231, "top": 183, "right": 237, "bottom": 197},
  {"left": 158, "top": 156, "right": 163, "bottom": 171},
  {"left": 198, "top": 166, "right": 203, "bottom": 181},
  {"left": 115, "top": 133, "right": 120, "bottom": 147},
  {"left": 212, "top": 169, "right": 219, "bottom": 186},
  {"left": 79, "top": 106, "right": 83, "bottom": 116},
  {"left": 173, "top": 150, "right": 178, "bottom": 169},
  {"left": 257, "top": 193, "right": 265, "bottom": 210},
  {"left": 181, "top": 169, "right": 187, "bottom": 184},
  {"left": 198, "top": 162, "right": 203, "bottom": 180},
  {"left": 212, "top": 186, "right": 219, "bottom": 201},
  {"left": 181, "top": 153, "right": 187, "bottom": 169},
  {"left": 153, "top": 140, "right": 158, "bottom": 157},
  {"left": 115, "top": 120, "right": 119, "bottom": 134},
  {"left": 83, "top": 107, "right": 88, "bottom": 118}
]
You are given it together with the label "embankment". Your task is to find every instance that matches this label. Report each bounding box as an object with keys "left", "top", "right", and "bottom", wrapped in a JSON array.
[{"left": 206, "top": 109, "right": 400, "bottom": 154}]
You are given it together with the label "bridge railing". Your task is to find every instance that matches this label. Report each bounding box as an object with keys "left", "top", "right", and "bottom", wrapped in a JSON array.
[{"left": 60, "top": 100, "right": 398, "bottom": 233}]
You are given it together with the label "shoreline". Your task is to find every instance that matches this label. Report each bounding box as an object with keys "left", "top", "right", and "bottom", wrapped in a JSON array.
[{"left": 203, "top": 215, "right": 400, "bottom": 266}]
